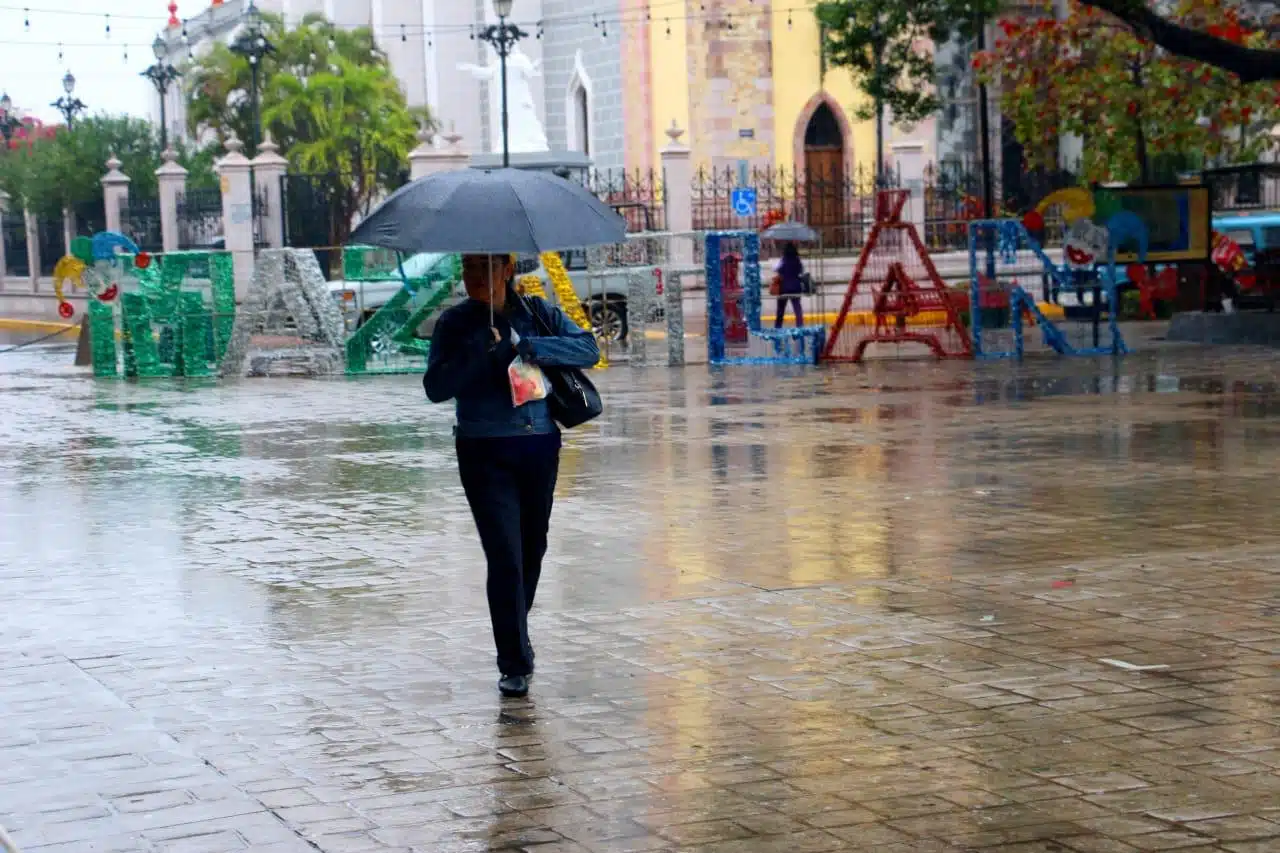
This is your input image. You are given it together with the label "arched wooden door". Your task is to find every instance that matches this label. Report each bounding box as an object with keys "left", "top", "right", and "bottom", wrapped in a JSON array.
[{"left": 804, "top": 103, "right": 846, "bottom": 248}]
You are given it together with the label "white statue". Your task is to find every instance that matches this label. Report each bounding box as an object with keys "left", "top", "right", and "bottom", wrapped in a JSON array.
[{"left": 458, "top": 46, "right": 549, "bottom": 155}]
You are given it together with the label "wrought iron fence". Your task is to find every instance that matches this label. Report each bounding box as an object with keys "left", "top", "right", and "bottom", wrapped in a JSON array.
[
  {"left": 178, "top": 188, "right": 224, "bottom": 249},
  {"left": 120, "top": 197, "right": 164, "bottom": 255},
  {"left": 3, "top": 214, "right": 28, "bottom": 277},
  {"left": 36, "top": 216, "right": 68, "bottom": 275},
  {"left": 582, "top": 169, "right": 665, "bottom": 233},
  {"left": 253, "top": 184, "right": 270, "bottom": 248},
  {"left": 921, "top": 160, "right": 1078, "bottom": 251},
  {"left": 691, "top": 163, "right": 893, "bottom": 251},
  {"left": 282, "top": 172, "right": 343, "bottom": 276},
  {"left": 73, "top": 200, "right": 105, "bottom": 238},
  {"left": 1205, "top": 164, "right": 1280, "bottom": 213}
]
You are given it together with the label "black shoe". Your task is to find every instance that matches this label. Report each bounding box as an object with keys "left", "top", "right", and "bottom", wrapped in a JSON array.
[{"left": 499, "top": 674, "right": 529, "bottom": 698}]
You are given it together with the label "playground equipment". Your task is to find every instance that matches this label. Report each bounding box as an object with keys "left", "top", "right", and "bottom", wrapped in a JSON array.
[
  {"left": 968, "top": 219, "right": 1127, "bottom": 359},
  {"left": 706, "top": 230, "right": 826, "bottom": 365},
  {"left": 822, "top": 190, "right": 971, "bottom": 362},
  {"left": 61, "top": 233, "right": 238, "bottom": 378}
]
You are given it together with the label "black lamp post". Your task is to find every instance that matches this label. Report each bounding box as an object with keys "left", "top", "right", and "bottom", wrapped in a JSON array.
[
  {"left": 229, "top": 0, "right": 274, "bottom": 155},
  {"left": 477, "top": 0, "right": 526, "bottom": 168},
  {"left": 51, "top": 71, "right": 87, "bottom": 130},
  {"left": 142, "top": 35, "right": 182, "bottom": 151},
  {"left": 0, "top": 93, "right": 22, "bottom": 147}
]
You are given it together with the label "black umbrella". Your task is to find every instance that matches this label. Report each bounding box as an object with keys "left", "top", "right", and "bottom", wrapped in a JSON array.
[
  {"left": 762, "top": 221, "right": 820, "bottom": 243},
  {"left": 350, "top": 168, "right": 628, "bottom": 255}
]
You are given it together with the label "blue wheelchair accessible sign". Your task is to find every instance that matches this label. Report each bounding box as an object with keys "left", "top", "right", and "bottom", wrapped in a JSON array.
[{"left": 731, "top": 187, "right": 758, "bottom": 218}]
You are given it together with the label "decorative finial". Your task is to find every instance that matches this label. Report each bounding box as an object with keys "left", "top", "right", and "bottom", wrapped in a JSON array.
[
  {"left": 106, "top": 153, "right": 122, "bottom": 171},
  {"left": 168, "top": 2, "right": 180, "bottom": 28},
  {"left": 257, "top": 132, "right": 279, "bottom": 155},
  {"left": 665, "top": 120, "right": 685, "bottom": 144},
  {"left": 161, "top": 147, "right": 177, "bottom": 163},
  {"left": 224, "top": 135, "right": 243, "bottom": 155}
]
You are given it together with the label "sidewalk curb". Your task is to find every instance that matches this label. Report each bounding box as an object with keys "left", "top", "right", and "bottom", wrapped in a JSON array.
[{"left": 0, "top": 317, "right": 78, "bottom": 334}]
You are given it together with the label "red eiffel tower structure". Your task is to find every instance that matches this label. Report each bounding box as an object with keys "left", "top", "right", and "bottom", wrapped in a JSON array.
[{"left": 822, "top": 189, "right": 972, "bottom": 362}]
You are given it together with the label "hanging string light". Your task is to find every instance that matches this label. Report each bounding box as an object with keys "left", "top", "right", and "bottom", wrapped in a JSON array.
[{"left": 0, "top": 1, "right": 821, "bottom": 61}]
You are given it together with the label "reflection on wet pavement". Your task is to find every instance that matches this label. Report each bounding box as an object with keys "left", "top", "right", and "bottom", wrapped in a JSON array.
[{"left": 1, "top": 343, "right": 1278, "bottom": 852}]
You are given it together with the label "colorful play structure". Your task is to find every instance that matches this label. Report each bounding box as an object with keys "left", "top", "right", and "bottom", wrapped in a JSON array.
[{"left": 55, "top": 232, "right": 236, "bottom": 378}]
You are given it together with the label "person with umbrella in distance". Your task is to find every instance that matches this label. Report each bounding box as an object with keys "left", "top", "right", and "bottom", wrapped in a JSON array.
[
  {"left": 352, "top": 168, "right": 623, "bottom": 699},
  {"left": 762, "top": 221, "right": 818, "bottom": 330}
]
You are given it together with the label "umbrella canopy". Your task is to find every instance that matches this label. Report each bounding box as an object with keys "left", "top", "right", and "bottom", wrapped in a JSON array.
[
  {"left": 350, "top": 168, "right": 628, "bottom": 255},
  {"left": 762, "top": 221, "right": 820, "bottom": 243}
]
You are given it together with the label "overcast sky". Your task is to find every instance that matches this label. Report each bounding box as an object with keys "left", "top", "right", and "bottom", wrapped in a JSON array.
[{"left": 1, "top": 1, "right": 168, "bottom": 124}]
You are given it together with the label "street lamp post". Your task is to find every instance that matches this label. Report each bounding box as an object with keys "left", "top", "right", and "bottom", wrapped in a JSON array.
[
  {"left": 142, "top": 36, "right": 183, "bottom": 151},
  {"left": 229, "top": 1, "right": 275, "bottom": 155},
  {"left": 0, "top": 93, "right": 22, "bottom": 147},
  {"left": 51, "top": 71, "right": 87, "bottom": 130},
  {"left": 477, "top": 0, "right": 526, "bottom": 168}
]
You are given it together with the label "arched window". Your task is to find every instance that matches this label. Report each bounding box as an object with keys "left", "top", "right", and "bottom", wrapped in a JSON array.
[
  {"left": 574, "top": 85, "right": 590, "bottom": 155},
  {"left": 565, "top": 50, "right": 594, "bottom": 158}
]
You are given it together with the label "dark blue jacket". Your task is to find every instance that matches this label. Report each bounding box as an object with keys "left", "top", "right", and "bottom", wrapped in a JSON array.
[
  {"left": 777, "top": 253, "right": 805, "bottom": 295},
  {"left": 423, "top": 292, "right": 600, "bottom": 438}
]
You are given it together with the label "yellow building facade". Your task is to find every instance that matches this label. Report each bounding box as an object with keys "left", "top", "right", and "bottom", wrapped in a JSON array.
[{"left": 641, "top": 0, "right": 879, "bottom": 179}]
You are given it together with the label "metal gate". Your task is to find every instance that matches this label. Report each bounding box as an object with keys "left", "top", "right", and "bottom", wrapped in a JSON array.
[{"left": 282, "top": 173, "right": 341, "bottom": 276}]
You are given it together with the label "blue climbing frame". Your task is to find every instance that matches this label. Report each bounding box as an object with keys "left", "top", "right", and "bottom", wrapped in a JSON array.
[
  {"left": 968, "top": 219, "right": 1128, "bottom": 360},
  {"left": 705, "top": 230, "right": 826, "bottom": 366}
]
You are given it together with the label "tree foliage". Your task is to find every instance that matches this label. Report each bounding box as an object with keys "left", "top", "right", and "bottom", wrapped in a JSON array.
[
  {"left": 183, "top": 12, "right": 426, "bottom": 246},
  {"left": 976, "top": 0, "right": 1280, "bottom": 183},
  {"left": 1079, "top": 0, "right": 1280, "bottom": 82},
  {"left": 0, "top": 115, "right": 216, "bottom": 223},
  {"left": 813, "top": 0, "right": 1000, "bottom": 125}
]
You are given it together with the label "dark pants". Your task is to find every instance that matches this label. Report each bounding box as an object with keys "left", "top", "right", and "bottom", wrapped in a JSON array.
[
  {"left": 456, "top": 433, "right": 561, "bottom": 677},
  {"left": 775, "top": 297, "right": 804, "bottom": 328}
]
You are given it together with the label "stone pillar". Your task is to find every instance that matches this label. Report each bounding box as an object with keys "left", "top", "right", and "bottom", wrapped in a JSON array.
[
  {"left": 0, "top": 190, "right": 9, "bottom": 289},
  {"left": 251, "top": 134, "right": 288, "bottom": 248},
  {"left": 409, "top": 128, "right": 470, "bottom": 180},
  {"left": 156, "top": 148, "right": 188, "bottom": 253},
  {"left": 217, "top": 136, "right": 255, "bottom": 301},
  {"left": 24, "top": 208, "right": 39, "bottom": 290},
  {"left": 62, "top": 208, "right": 74, "bottom": 256},
  {"left": 660, "top": 121, "right": 694, "bottom": 263},
  {"left": 101, "top": 155, "right": 131, "bottom": 233}
]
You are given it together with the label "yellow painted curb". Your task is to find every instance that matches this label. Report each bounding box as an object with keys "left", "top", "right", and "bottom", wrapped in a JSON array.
[
  {"left": 773, "top": 304, "right": 1066, "bottom": 328},
  {"left": 0, "top": 317, "right": 78, "bottom": 334}
]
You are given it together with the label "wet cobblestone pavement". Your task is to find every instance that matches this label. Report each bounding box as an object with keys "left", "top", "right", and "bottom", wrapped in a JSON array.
[{"left": 1, "top": 344, "right": 1279, "bottom": 853}]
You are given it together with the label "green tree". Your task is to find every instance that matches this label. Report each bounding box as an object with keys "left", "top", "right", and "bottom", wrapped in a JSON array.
[
  {"left": 0, "top": 115, "right": 216, "bottom": 226},
  {"left": 1079, "top": 0, "right": 1280, "bottom": 82},
  {"left": 183, "top": 12, "right": 426, "bottom": 248},
  {"left": 976, "top": 0, "right": 1280, "bottom": 184},
  {"left": 813, "top": 0, "right": 1001, "bottom": 126}
]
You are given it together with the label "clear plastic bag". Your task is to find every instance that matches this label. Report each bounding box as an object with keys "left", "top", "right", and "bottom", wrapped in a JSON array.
[{"left": 508, "top": 355, "right": 549, "bottom": 407}]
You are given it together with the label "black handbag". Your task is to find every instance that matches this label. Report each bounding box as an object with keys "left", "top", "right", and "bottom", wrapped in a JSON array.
[{"left": 521, "top": 296, "right": 603, "bottom": 429}]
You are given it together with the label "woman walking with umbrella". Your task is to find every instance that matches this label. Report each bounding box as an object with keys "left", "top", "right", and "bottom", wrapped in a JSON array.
[
  {"left": 763, "top": 221, "right": 818, "bottom": 329},
  {"left": 352, "top": 169, "right": 622, "bottom": 698}
]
